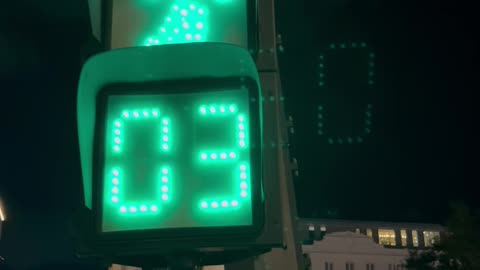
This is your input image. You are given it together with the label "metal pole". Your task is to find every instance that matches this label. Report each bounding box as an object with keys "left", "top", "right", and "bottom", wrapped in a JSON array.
[{"left": 254, "top": 0, "right": 304, "bottom": 268}]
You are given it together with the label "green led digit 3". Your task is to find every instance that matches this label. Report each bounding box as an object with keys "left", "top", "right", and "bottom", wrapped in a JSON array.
[
  {"left": 197, "top": 104, "right": 250, "bottom": 210},
  {"left": 108, "top": 108, "right": 171, "bottom": 214}
]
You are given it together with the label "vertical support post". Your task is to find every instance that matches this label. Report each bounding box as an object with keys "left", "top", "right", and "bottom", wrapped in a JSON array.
[{"left": 254, "top": 0, "right": 303, "bottom": 269}]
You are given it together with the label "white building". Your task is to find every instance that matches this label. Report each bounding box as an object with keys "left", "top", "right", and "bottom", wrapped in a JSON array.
[
  {"left": 303, "top": 231, "right": 408, "bottom": 270},
  {"left": 300, "top": 219, "right": 445, "bottom": 270},
  {"left": 108, "top": 218, "right": 445, "bottom": 270}
]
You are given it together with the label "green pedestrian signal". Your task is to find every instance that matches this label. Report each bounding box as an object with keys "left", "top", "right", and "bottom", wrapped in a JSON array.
[
  {"left": 106, "top": 0, "right": 254, "bottom": 49},
  {"left": 99, "top": 84, "right": 258, "bottom": 232},
  {"left": 76, "top": 43, "right": 267, "bottom": 252}
]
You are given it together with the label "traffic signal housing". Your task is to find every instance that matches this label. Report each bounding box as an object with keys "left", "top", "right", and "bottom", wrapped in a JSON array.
[{"left": 75, "top": 43, "right": 282, "bottom": 265}]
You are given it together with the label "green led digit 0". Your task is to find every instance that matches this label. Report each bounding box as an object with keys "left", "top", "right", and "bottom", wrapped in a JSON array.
[
  {"left": 198, "top": 104, "right": 250, "bottom": 210},
  {"left": 108, "top": 108, "right": 171, "bottom": 215}
]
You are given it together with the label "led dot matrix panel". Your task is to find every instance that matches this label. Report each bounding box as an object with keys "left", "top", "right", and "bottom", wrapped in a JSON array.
[
  {"left": 96, "top": 82, "right": 261, "bottom": 233},
  {"left": 109, "top": 0, "right": 250, "bottom": 49}
]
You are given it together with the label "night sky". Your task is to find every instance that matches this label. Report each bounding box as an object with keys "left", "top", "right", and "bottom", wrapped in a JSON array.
[
  {"left": 277, "top": 0, "right": 478, "bottom": 222},
  {"left": 0, "top": 0, "right": 477, "bottom": 268}
]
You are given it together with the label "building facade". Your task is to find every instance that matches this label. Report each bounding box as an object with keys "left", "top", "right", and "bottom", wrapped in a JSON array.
[
  {"left": 108, "top": 219, "right": 445, "bottom": 270},
  {"left": 299, "top": 219, "right": 445, "bottom": 270}
]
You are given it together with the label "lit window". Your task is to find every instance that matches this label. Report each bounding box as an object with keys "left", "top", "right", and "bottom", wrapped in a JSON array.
[
  {"left": 400, "top": 229, "right": 407, "bottom": 247},
  {"left": 355, "top": 228, "right": 360, "bottom": 234},
  {"left": 366, "top": 228, "right": 373, "bottom": 238},
  {"left": 423, "top": 231, "right": 440, "bottom": 247},
  {"left": 412, "top": 230, "right": 419, "bottom": 247},
  {"left": 320, "top": 225, "right": 327, "bottom": 232},
  {"left": 378, "top": 229, "right": 396, "bottom": 246},
  {"left": 308, "top": 225, "right": 315, "bottom": 231}
]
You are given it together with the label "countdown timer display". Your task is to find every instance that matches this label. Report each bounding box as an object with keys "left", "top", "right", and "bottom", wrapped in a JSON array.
[{"left": 95, "top": 84, "right": 261, "bottom": 233}]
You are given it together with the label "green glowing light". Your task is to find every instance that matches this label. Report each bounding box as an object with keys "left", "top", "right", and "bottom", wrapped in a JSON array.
[
  {"left": 144, "top": 0, "right": 209, "bottom": 46},
  {"left": 100, "top": 88, "right": 255, "bottom": 232},
  {"left": 194, "top": 104, "right": 251, "bottom": 212}
]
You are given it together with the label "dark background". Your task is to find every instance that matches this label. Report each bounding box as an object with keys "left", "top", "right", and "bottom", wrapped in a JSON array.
[
  {"left": 276, "top": 0, "right": 477, "bottom": 222},
  {"left": 0, "top": 0, "right": 477, "bottom": 268}
]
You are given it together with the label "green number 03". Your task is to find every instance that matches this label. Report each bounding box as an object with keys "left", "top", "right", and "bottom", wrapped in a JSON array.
[{"left": 106, "top": 104, "right": 250, "bottom": 215}]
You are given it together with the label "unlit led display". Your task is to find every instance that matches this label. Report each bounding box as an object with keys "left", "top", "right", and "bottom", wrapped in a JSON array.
[
  {"left": 101, "top": 89, "right": 253, "bottom": 232},
  {"left": 317, "top": 42, "right": 375, "bottom": 144},
  {"left": 110, "top": 0, "right": 248, "bottom": 49}
]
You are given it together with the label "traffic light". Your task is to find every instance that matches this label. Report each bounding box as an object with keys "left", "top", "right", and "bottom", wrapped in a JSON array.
[
  {"left": 101, "top": 0, "right": 257, "bottom": 50},
  {"left": 73, "top": 0, "right": 293, "bottom": 266},
  {"left": 75, "top": 42, "right": 284, "bottom": 263},
  {"left": 99, "top": 87, "right": 259, "bottom": 233}
]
